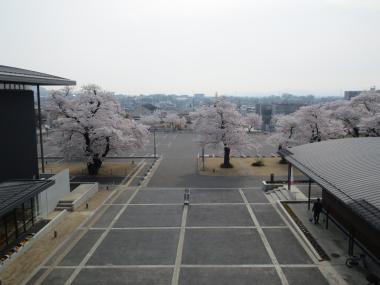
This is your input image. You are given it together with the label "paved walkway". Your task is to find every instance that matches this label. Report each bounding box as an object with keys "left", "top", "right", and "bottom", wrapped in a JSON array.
[
  {"left": 288, "top": 203, "right": 380, "bottom": 285},
  {"left": 24, "top": 186, "right": 333, "bottom": 285}
]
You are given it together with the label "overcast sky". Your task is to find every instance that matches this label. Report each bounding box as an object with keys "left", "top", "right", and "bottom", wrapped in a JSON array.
[{"left": 0, "top": 0, "right": 379, "bottom": 96}]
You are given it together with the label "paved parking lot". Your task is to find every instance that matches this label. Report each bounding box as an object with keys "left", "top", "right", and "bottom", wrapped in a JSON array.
[
  {"left": 27, "top": 187, "right": 329, "bottom": 285},
  {"left": 26, "top": 133, "right": 331, "bottom": 284}
]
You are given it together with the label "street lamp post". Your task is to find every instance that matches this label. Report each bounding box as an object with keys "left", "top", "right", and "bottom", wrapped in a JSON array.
[
  {"left": 153, "top": 128, "right": 156, "bottom": 158},
  {"left": 202, "top": 147, "right": 205, "bottom": 171}
]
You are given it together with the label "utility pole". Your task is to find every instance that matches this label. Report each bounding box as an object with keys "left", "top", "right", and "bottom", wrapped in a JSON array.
[
  {"left": 202, "top": 147, "right": 205, "bottom": 171},
  {"left": 153, "top": 128, "right": 156, "bottom": 158},
  {"left": 37, "top": 84, "right": 45, "bottom": 174}
]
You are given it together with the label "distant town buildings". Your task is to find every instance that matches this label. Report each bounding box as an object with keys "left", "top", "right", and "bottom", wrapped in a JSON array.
[
  {"left": 344, "top": 87, "right": 380, "bottom": 100},
  {"left": 344, "top": 91, "right": 362, "bottom": 100},
  {"left": 111, "top": 92, "right": 344, "bottom": 130}
]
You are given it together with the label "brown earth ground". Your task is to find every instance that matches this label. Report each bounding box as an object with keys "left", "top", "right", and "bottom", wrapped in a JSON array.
[
  {"left": 199, "top": 157, "right": 302, "bottom": 177},
  {"left": 41, "top": 161, "right": 138, "bottom": 176},
  {"left": 0, "top": 188, "right": 113, "bottom": 285}
]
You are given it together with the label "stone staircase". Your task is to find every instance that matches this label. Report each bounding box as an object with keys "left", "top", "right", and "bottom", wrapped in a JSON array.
[
  {"left": 55, "top": 183, "right": 98, "bottom": 211},
  {"left": 266, "top": 186, "right": 295, "bottom": 202},
  {"left": 266, "top": 185, "right": 308, "bottom": 202},
  {"left": 55, "top": 200, "right": 75, "bottom": 211}
]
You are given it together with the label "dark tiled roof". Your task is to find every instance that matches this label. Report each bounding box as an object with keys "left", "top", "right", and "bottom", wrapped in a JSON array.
[
  {"left": 0, "top": 180, "right": 54, "bottom": 217},
  {"left": 279, "top": 137, "right": 380, "bottom": 230},
  {"left": 0, "top": 65, "right": 76, "bottom": 86}
]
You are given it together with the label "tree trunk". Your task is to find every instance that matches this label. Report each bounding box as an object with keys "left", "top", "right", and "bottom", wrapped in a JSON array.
[
  {"left": 221, "top": 147, "right": 232, "bottom": 168},
  {"left": 353, "top": 127, "right": 359, "bottom": 137},
  {"left": 87, "top": 157, "right": 103, "bottom": 175}
]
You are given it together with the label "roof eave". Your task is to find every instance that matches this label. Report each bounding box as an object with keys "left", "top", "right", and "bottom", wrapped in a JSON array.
[
  {"left": 0, "top": 75, "right": 76, "bottom": 86},
  {"left": 0, "top": 179, "right": 55, "bottom": 217}
]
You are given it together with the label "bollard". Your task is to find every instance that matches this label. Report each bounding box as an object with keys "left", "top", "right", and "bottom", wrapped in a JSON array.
[{"left": 184, "top": 188, "right": 190, "bottom": 205}]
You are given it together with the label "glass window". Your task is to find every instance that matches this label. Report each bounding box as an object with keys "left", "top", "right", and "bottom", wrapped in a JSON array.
[
  {"left": 0, "top": 218, "right": 6, "bottom": 249},
  {"left": 5, "top": 212, "right": 16, "bottom": 245},
  {"left": 24, "top": 199, "right": 34, "bottom": 230},
  {"left": 15, "top": 204, "right": 25, "bottom": 235}
]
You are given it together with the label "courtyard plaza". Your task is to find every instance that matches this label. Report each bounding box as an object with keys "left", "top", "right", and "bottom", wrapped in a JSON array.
[
  {"left": 26, "top": 186, "right": 330, "bottom": 285},
  {"left": 22, "top": 132, "right": 352, "bottom": 284}
]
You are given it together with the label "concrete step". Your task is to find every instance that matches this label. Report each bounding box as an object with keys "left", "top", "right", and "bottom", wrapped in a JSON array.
[
  {"left": 274, "top": 190, "right": 286, "bottom": 201},
  {"left": 279, "top": 189, "right": 292, "bottom": 200},
  {"left": 55, "top": 206, "right": 73, "bottom": 211},
  {"left": 269, "top": 193, "right": 278, "bottom": 202},
  {"left": 57, "top": 202, "right": 73, "bottom": 206},
  {"left": 59, "top": 200, "right": 75, "bottom": 204}
]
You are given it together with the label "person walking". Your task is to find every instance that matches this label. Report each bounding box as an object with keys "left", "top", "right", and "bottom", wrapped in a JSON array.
[{"left": 312, "top": 198, "right": 322, "bottom": 224}]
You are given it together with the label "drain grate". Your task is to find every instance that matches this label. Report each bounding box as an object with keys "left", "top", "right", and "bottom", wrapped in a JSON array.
[{"left": 282, "top": 202, "right": 331, "bottom": 261}]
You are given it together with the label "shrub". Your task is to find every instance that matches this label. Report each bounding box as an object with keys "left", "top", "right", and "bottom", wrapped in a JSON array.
[
  {"left": 220, "top": 163, "right": 234, "bottom": 168},
  {"left": 279, "top": 156, "right": 288, "bottom": 164},
  {"left": 252, "top": 158, "right": 265, "bottom": 167}
]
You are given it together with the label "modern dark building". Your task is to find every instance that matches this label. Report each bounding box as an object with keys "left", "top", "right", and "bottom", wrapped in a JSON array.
[
  {"left": 344, "top": 90, "right": 362, "bottom": 100},
  {"left": 0, "top": 65, "right": 75, "bottom": 252},
  {"left": 256, "top": 103, "right": 303, "bottom": 131},
  {"left": 0, "top": 180, "right": 53, "bottom": 251},
  {"left": 279, "top": 138, "right": 380, "bottom": 263}
]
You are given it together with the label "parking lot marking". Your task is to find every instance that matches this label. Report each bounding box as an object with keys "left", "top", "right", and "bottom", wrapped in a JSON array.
[
  {"left": 26, "top": 167, "right": 141, "bottom": 285},
  {"left": 85, "top": 225, "right": 288, "bottom": 230},
  {"left": 171, "top": 205, "right": 188, "bottom": 285},
  {"left": 63, "top": 162, "right": 147, "bottom": 285},
  {"left": 40, "top": 263, "right": 320, "bottom": 270},
  {"left": 239, "top": 189, "right": 290, "bottom": 285}
]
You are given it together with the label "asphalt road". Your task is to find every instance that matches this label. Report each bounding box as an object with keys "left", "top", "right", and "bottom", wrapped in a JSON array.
[{"left": 148, "top": 132, "right": 276, "bottom": 187}]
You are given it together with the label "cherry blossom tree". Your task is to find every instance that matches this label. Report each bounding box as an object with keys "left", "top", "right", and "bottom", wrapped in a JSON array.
[
  {"left": 351, "top": 90, "right": 380, "bottom": 136},
  {"left": 141, "top": 113, "right": 161, "bottom": 127},
  {"left": 165, "top": 113, "right": 186, "bottom": 130},
  {"left": 270, "top": 114, "right": 299, "bottom": 147},
  {"left": 323, "top": 100, "right": 361, "bottom": 137},
  {"left": 271, "top": 105, "right": 344, "bottom": 147},
  {"left": 295, "top": 104, "right": 344, "bottom": 143},
  {"left": 192, "top": 97, "right": 251, "bottom": 168},
  {"left": 141, "top": 112, "right": 186, "bottom": 130},
  {"left": 244, "top": 113, "right": 262, "bottom": 132},
  {"left": 47, "top": 84, "right": 148, "bottom": 175}
]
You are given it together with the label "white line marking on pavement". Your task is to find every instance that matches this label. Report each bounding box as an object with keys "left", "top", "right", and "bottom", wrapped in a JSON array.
[
  {"left": 63, "top": 163, "right": 147, "bottom": 285},
  {"left": 84, "top": 226, "right": 288, "bottom": 231},
  {"left": 272, "top": 200, "right": 320, "bottom": 264},
  {"left": 239, "top": 189, "right": 290, "bottom": 285},
  {"left": 171, "top": 205, "right": 188, "bottom": 285},
  {"left": 25, "top": 175, "right": 132, "bottom": 285},
  {"left": 42, "top": 263, "right": 320, "bottom": 269}
]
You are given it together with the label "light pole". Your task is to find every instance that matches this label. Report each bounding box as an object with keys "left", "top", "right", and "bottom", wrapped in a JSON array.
[
  {"left": 202, "top": 147, "right": 205, "bottom": 171},
  {"left": 37, "top": 84, "right": 45, "bottom": 174},
  {"left": 153, "top": 128, "right": 156, "bottom": 158}
]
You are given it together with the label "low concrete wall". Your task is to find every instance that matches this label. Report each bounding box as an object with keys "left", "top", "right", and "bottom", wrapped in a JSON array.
[
  {"left": 38, "top": 169, "right": 70, "bottom": 218},
  {"left": 72, "top": 183, "right": 98, "bottom": 211},
  {"left": 0, "top": 210, "right": 68, "bottom": 272}
]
